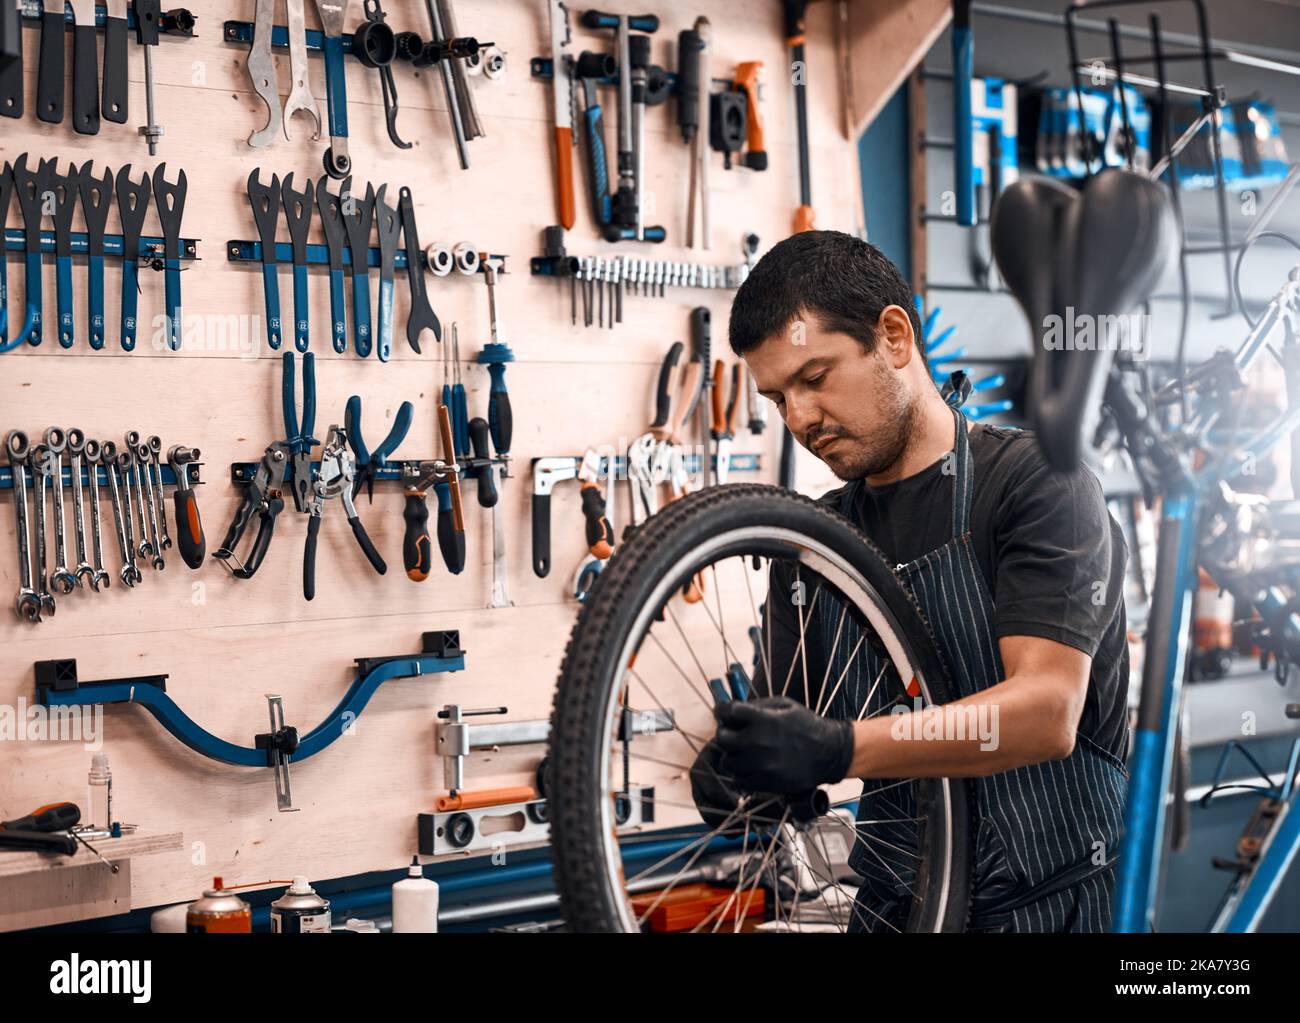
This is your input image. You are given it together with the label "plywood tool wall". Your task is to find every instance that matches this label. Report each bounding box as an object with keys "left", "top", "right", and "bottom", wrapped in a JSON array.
[{"left": 0, "top": 0, "right": 864, "bottom": 924}]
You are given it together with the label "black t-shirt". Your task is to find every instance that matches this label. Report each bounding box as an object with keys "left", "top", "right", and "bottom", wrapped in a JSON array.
[{"left": 770, "top": 421, "right": 1131, "bottom": 762}]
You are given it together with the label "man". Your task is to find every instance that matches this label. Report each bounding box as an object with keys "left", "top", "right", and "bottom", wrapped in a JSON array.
[{"left": 693, "top": 230, "right": 1130, "bottom": 933}]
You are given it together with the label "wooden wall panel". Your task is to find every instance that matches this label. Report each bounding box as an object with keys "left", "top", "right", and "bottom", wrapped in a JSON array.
[{"left": 0, "top": 0, "right": 865, "bottom": 924}]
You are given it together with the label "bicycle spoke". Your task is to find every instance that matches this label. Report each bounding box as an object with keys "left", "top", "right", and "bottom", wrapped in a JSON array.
[
  {"left": 813, "top": 601, "right": 849, "bottom": 716},
  {"left": 644, "top": 628, "right": 715, "bottom": 713},
  {"left": 743, "top": 554, "right": 773, "bottom": 688}
]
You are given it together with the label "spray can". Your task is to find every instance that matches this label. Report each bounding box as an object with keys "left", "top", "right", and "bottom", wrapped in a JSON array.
[
  {"left": 391, "top": 856, "right": 439, "bottom": 932},
  {"left": 270, "top": 876, "right": 332, "bottom": 933},
  {"left": 186, "top": 877, "right": 252, "bottom": 933}
]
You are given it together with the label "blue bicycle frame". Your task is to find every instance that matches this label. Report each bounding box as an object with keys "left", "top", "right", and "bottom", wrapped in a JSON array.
[{"left": 1112, "top": 268, "right": 1300, "bottom": 932}]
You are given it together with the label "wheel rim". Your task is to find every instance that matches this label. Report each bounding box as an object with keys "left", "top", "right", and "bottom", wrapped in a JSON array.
[{"left": 568, "top": 522, "right": 962, "bottom": 933}]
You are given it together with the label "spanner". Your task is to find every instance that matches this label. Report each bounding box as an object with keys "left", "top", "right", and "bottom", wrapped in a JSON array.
[
  {"left": 315, "top": 0, "right": 354, "bottom": 179},
  {"left": 27, "top": 444, "right": 57, "bottom": 617},
  {"left": 44, "top": 428, "right": 77, "bottom": 594},
  {"left": 101, "top": 442, "right": 139, "bottom": 588},
  {"left": 114, "top": 447, "right": 144, "bottom": 585},
  {"left": 247, "top": 0, "right": 283, "bottom": 148},
  {"left": 148, "top": 436, "right": 172, "bottom": 550},
  {"left": 135, "top": 439, "right": 165, "bottom": 570},
  {"left": 284, "top": 0, "right": 323, "bottom": 141},
  {"left": 123, "top": 433, "right": 154, "bottom": 561},
  {"left": 6, "top": 431, "right": 42, "bottom": 622},
  {"left": 66, "top": 429, "right": 97, "bottom": 589},
  {"left": 84, "top": 439, "right": 111, "bottom": 591}
]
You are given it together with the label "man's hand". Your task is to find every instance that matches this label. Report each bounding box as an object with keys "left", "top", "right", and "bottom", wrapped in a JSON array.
[
  {"left": 714, "top": 697, "right": 855, "bottom": 795},
  {"left": 689, "top": 740, "right": 743, "bottom": 834}
]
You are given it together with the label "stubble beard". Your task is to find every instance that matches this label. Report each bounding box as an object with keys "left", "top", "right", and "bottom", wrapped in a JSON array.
[{"left": 821, "top": 373, "right": 918, "bottom": 481}]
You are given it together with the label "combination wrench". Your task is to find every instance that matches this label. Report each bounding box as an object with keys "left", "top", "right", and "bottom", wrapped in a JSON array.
[
  {"left": 66, "top": 429, "right": 97, "bottom": 589},
  {"left": 148, "top": 436, "right": 172, "bottom": 550},
  {"left": 26, "top": 443, "right": 57, "bottom": 617},
  {"left": 122, "top": 436, "right": 153, "bottom": 562},
  {"left": 6, "top": 431, "right": 42, "bottom": 622},
  {"left": 84, "top": 439, "right": 111, "bottom": 591},
  {"left": 44, "top": 428, "right": 77, "bottom": 594},
  {"left": 106, "top": 443, "right": 143, "bottom": 586},
  {"left": 135, "top": 438, "right": 165, "bottom": 570}
]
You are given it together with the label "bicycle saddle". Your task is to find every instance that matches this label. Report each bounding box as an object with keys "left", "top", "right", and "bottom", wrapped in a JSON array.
[{"left": 992, "top": 168, "right": 1178, "bottom": 471}]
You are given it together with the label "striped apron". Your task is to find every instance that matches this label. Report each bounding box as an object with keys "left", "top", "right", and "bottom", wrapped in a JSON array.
[{"left": 820, "top": 408, "right": 1129, "bottom": 932}]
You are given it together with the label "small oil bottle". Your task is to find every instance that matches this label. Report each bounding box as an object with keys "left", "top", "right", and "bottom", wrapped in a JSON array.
[{"left": 88, "top": 753, "right": 112, "bottom": 831}]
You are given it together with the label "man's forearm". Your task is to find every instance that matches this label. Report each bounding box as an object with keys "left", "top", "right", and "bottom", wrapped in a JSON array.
[{"left": 845, "top": 675, "right": 1079, "bottom": 779}]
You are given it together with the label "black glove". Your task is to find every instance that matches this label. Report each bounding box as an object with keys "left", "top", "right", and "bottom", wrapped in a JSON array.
[
  {"left": 714, "top": 696, "right": 855, "bottom": 795},
  {"left": 690, "top": 739, "right": 743, "bottom": 834}
]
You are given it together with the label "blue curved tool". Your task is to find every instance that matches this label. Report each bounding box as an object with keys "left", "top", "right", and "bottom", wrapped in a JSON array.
[
  {"left": 151, "top": 164, "right": 187, "bottom": 351},
  {"left": 114, "top": 164, "right": 150, "bottom": 352},
  {"left": 37, "top": 647, "right": 466, "bottom": 768}
]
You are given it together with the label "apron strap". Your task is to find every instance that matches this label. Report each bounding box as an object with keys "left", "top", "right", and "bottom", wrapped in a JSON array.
[{"left": 950, "top": 407, "right": 974, "bottom": 539}]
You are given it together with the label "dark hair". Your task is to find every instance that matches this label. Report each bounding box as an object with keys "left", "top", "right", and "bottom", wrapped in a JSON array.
[{"left": 728, "top": 230, "right": 926, "bottom": 366}]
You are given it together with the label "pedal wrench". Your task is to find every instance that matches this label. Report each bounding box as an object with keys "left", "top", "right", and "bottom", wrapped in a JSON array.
[
  {"left": 281, "top": 173, "right": 314, "bottom": 352},
  {"left": 341, "top": 178, "right": 375, "bottom": 357},
  {"left": 43, "top": 428, "right": 77, "bottom": 594},
  {"left": 115, "top": 165, "right": 151, "bottom": 352},
  {"left": 11, "top": 156, "right": 52, "bottom": 349},
  {"left": 135, "top": 441, "right": 165, "bottom": 570},
  {"left": 6, "top": 432, "right": 42, "bottom": 621},
  {"left": 66, "top": 429, "right": 96, "bottom": 588},
  {"left": 148, "top": 436, "right": 172, "bottom": 550},
  {"left": 48, "top": 164, "right": 80, "bottom": 349},
  {"left": 399, "top": 187, "right": 440, "bottom": 353},
  {"left": 247, "top": 0, "right": 283, "bottom": 148},
  {"left": 316, "top": 177, "right": 349, "bottom": 353},
  {"left": 84, "top": 439, "right": 111, "bottom": 590},
  {"left": 315, "top": 0, "right": 354, "bottom": 179},
  {"left": 283, "top": 0, "right": 323, "bottom": 141},
  {"left": 152, "top": 165, "right": 187, "bottom": 351},
  {"left": 373, "top": 184, "right": 399, "bottom": 363},
  {"left": 247, "top": 169, "right": 284, "bottom": 350},
  {"left": 78, "top": 164, "right": 113, "bottom": 350}
]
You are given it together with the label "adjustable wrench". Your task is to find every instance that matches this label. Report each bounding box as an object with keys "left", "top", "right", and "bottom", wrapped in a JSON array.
[
  {"left": 27, "top": 444, "right": 57, "bottom": 617},
  {"left": 284, "top": 0, "right": 323, "bottom": 141},
  {"left": 123, "top": 434, "right": 154, "bottom": 562},
  {"left": 84, "top": 439, "right": 111, "bottom": 591},
  {"left": 134, "top": 438, "right": 165, "bottom": 570},
  {"left": 66, "top": 429, "right": 97, "bottom": 589},
  {"left": 69, "top": 0, "right": 100, "bottom": 135},
  {"left": 248, "top": 0, "right": 283, "bottom": 148},
  {"left": 101, "top": 442, "right": 140, "bottom": 587},
  {"left": 148, "top": 436, "right": 172, "bottom": 551},
  {"left": 6, "top": 431, "right": 42, "bottom": 622},
  {"left": 44, "top": 429, "right": 77, "bottom": 594},
  {"left": 116, "top": 448, "right": 146, "bottom": 583}
]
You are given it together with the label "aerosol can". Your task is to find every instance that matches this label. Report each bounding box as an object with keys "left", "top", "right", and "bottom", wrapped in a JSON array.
[
  {"left": 186, "top": 878, "right": 252, "bottom": 933},
  {"left": 270, "top": 876, "right": 332, "bottom": 933}
]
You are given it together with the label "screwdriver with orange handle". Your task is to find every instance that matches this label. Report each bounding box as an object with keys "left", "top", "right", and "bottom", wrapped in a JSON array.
[
  {"left": 733, "top": 61, "right": 768, "bottom": 172},
  {"left": 577, "top": 448, "right": 613, "bottom": 560},
  {"left": 0, "top": 801, "right": 80, "bottom": 856}
]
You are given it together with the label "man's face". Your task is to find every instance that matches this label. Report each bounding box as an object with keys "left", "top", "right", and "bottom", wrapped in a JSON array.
[{"left": 745, "top": 310, "right": 919, "bottom": 482}]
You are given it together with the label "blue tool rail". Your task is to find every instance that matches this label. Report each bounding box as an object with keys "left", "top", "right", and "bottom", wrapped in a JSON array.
[
  {"left": 225, "top": 240, "right": 506, "bottom": 274},
  {"left": 4, "top": 229, "right": 200, "bottom": 262},
  {"left": 19, "top": 1, "right": 196, "bottom": 35},
  {"left": 0, "top": 460, "right": 202, "bottom": 490},
  {"left": 223, "top": 19, "right": 359, "bottom": 56},
  {"left": 36, "top": 642, "right": 466, "bottom": 767}
]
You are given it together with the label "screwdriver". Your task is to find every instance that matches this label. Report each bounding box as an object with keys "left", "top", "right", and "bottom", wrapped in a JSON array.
[
  {"left": 452, "top": 324, "right": 470, "bottom": 458},
  {"left": 435, "top": 403, "right": 465, "bottom": 574},
  {"left": 2, "top": 801, "right": 81, "bottom": 832}
]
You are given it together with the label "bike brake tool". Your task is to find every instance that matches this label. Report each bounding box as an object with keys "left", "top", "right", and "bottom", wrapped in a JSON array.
[
  {"left": 341, "top": 177, "right": 375, "bottom": 357},
  {"left": 152, "top": 164, "right": 187, "bottom": 351},
  {"left": 213, "top": 442, "right": 287, "bottom": 579},
  {"left": 78, "top": 163, "right": 113, "bottom": 350},
  {"left": 282, "top": 350, "right": 318, "bottom": 513},
  {"left": 399, "top": 186, "right": 440, "bottom": 352},
  {"left": 281, "top": 173, "right": 314, "bottom": 353},
  {"left": 248, "top": 169, "right": 283, "bottom": 350},
  {"left": 316, "top": 176, "right": 349, "bottom": 354},
  {"left": 373, "top": 183, "right": 400, "bottom": 363},
  {"left": 114, "top": 164, "right": 150, "bottom": 351},
  {"left": 50, "top": 162, "right": 78, "bottom": 349}
]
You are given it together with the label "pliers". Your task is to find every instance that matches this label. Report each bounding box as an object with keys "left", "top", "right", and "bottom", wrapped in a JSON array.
[
  {"left": 282, "top": 351, "right": 317, "bottom": 513},
  {"left": 213, "top": 442, "right": 287, "bottom": 579},
  {"left": 710, "top": 359, "right": 742, "bottom": 484},
  {"left": 649, "top": 340, "right": 704, "bottom": 489},
  {"left": 346, "top": 394, "right": 413, "bottom": 504},
  {"left": 303, "top": 425, "right": 387, "bottom": 601}
]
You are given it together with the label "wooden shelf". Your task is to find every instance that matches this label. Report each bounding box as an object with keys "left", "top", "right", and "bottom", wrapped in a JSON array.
[{"left": 0, "top": 831, "right": 183, "bottom": 878}]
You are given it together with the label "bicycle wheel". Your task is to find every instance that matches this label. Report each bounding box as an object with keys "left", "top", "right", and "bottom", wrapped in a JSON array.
[{"left": 548, "top": 484, "right": 972, "bottom": 932}]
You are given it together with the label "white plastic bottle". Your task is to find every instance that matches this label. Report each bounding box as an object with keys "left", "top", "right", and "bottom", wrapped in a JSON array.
[
  {"left": 88, "top": 753, "right": 112, "bottom": 831},
  {"left": 391, "top": 856, "right": 438, "bottom": 932}
]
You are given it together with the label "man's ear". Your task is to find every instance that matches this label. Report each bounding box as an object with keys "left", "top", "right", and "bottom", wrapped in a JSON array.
[{"left": 876, "top": 305, "right": 917, "bottom": 369}]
